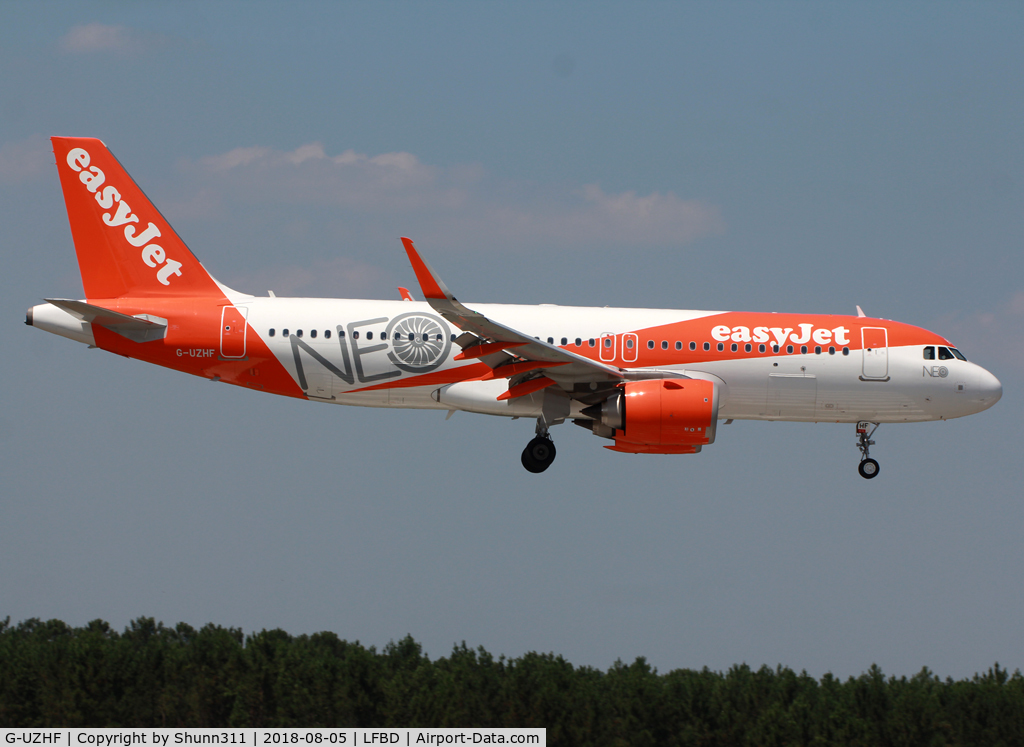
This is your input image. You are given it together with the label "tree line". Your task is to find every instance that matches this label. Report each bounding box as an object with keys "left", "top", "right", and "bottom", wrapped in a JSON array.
[{"left": 1, "top": 617, "right": 1022, "bottom": 745}]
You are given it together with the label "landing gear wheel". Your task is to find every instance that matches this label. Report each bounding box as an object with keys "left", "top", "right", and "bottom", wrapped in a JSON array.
[
  {"left": 855, "top": 422, "right": 880, "bottom": 480},
  {"left": 858, "top": 458, "right": 880, "bottom": 479},
  {"left": 521, "top": 436, "right": 557, "bottom": 473}
]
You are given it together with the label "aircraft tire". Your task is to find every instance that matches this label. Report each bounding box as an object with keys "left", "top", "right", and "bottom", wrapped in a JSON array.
[
  {"left": 522, "top": 437, "right": 556, "bottom": 473},
  {"left": 858, "top": 458, "right": 880, "bottom": 479}
]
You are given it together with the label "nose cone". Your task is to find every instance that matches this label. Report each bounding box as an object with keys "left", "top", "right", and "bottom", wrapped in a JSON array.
[{"left": 973, "top": 366, "right": 1002, "bottom": 412}]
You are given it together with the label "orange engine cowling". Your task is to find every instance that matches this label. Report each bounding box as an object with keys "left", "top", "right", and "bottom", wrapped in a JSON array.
[{"left": 604, "top": 378, "right": 719, "bottom": 454}]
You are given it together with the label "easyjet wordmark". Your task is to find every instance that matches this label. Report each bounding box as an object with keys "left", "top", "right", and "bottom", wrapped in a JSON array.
[{"left": 65, "top": 147, "right": 183, "bottom": 286}]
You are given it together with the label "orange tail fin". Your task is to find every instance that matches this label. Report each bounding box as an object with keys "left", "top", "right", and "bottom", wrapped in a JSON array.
[{"left": 52, "top": 137, "right": 224, "bottom": 300}]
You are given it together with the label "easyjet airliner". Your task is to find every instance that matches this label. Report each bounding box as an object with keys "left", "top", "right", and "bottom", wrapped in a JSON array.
[{"left": 28, "top": 138, "right": 1002, "bottom": 477}]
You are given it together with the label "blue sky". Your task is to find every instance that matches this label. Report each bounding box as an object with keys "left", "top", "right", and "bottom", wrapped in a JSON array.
[{"left": 2, "top": 1, "right": 1022, "bottom": 679}]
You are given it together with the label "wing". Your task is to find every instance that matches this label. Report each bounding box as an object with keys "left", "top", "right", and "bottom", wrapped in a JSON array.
[{"left": 400, "top": 238, "right": 624, "bottom": 394}]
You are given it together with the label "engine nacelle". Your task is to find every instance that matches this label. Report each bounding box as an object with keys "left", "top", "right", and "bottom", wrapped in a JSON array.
[{"left": 585, "top": 379, "right": 719, "bottom": 454}]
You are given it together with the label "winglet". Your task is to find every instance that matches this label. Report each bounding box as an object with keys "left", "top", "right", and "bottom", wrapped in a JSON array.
[
  {"left": 398, "top": 286, "right": 415, "bottom": 302},
  {"left": 401, "top": 237, "right": 451, "bottom": 301},
  {"left": 856, "top": 305, "right": 867, "bottom": 318}
]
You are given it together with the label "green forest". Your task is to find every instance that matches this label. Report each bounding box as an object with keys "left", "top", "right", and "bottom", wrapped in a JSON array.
[{"left": 1, "top": 617, "right": 1022, "bottom": 745}]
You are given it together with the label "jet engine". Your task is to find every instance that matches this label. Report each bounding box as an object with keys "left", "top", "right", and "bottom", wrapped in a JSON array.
[{"left": 580, "top": 378, "right": 719, "bottom": 454}]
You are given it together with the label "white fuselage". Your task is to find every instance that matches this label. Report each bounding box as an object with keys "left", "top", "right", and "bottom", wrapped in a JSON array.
[{"left": 240, "top": 297, "right": 1001, "bottom": 424}]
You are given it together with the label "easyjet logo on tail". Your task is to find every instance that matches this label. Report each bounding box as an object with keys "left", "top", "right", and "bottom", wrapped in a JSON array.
[{"left": 65, "top": 147, "right": 183, "bottom": 286}]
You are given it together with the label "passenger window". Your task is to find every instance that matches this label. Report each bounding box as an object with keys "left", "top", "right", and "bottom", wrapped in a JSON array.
[
  {"left": 938, "top": 346, "right": 954, "bottom": 360},
  {"left": 589, "top": 339, "right": 596, "bottom": 347},
  {"left": 381, "top": 332, "right": 388, "bottom": 340},
  {"left": 548, "top": 337, "right": 554, "bottom": 344},
  {"left": 662, "top": 341, "right": 668, "bottom": 350},
  {"left": 703, "top": 342, "right": 710, "bottom": 351},
  {"left": 282, "top": 328, "right": 289, "bottom": 337},
  {"left": 828, "top": 346, "right": 835, "bottom": 355},
  {"left": 758, "top": 344, "right": 765, "bottom": 353},
  {"left": 731, "top": 343, "right": 738, "bottom": 352},
  {"left": 786, "top": 345, "right": 793, "bottom": 353},
  {"left": 325, "top": 330, "right": 331, "bottom": 339},
  {"left": 310, "top": 329, "right": 317, "bottom": 339},
  {"left": 436, "top": 334, "right": 442, "bottom": 341},
  {"left": 800, "top": 345, "right": 807, "bottom": 354},
  {"left": 451, "top": 334, "right": 457, "bottom": 341},
  {"left": 814, "top": 346, "right": 821, "bottom": 354},
  {"left": 269, "top": 328, "right": 276, "bottom": 337},
  {"left": 626, "top": 338, "right": 634, "bottom": 349},
  {"left": 745, "top": 343, "right": 752, "bottom": 353},
  {"left": 605, "top": 338, "right": 613, "bottom": 348},
  {"left": 297, "top": 329, "right": 303, "bottom": 338},
  {"left": 717, "top": 342, "right": 724, "bottom": 352},
  {"left": 923, "top": 346, "right": 935, "bottom": 360},
  {"left": 951, "top": 348, "right": 966, "bottom": 361},
  {"left": 423, "top": 334, "right": 429, "bottom": 342},
  {"left": 352, "top": 331, "right": 359, "bottom": 339},
  {"left": 675, "top": 341, "right": 682, "bottom": 351},
  {"left": 366, "top": 331, "right": 373, "bottom": 340},
  {"left": 647, "top": 340, "right": 655, "bottom": 349},
  {"left": 575, "top": 338, "right": 582, "bottom": 347},
  {"left": 561, "top": 337, "right": 568, "bottom": 346},
  {"left": 772, "top": 345, "right": 780, "bottom": 353},
  {"left": 690, "top": 342, "right": 696, "bottom": 351},
  {"left": 339, "top": 330, "right": 345, "bottom": 338},
  {"left": 842, "top": 347, "right": 849, "bottom": 355}
]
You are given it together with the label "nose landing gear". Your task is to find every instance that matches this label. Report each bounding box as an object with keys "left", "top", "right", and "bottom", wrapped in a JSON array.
[{"left": 856, "top": 421, "right": 880, "bottom": 479}]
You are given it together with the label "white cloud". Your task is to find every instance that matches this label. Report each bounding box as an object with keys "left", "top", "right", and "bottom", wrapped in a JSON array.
[
  {"left": 59, "top": 22, "right": 171, "bottom": 55},
  {"left": 192, "top": 142, "right": 456, "bottom": 211},
  {"left": 183, "top": 142, "right": 724, "bottom": 248},
  {"left": 0, "top": 135, "right": 52, "bottom": 184},
  {"left": 200, "top": 147, "right": 273, "bottom": 171},
  {"left": 477, "top": 184, "right": 723, "bottom": 246},
  {"left": 224, "top": 256, "right": 389, "bottom": 299}
]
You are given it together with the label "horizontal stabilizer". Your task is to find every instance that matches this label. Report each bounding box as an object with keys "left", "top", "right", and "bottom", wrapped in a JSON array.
[{"left": 45, "top": 298, "right": 167, "bottom": 343}]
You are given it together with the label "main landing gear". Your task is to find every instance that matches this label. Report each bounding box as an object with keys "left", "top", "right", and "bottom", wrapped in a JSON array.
[
  {"left": 521, "top": 418, "right": 557, "bottom": 473},
  {"left": 522, "top": 436, "right": 556, "bottom": 473},
  {"left": 856, "top": 421, "right": 880, "bottom": 479}
]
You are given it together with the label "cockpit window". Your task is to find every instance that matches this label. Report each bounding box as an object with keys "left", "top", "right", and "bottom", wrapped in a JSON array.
[
  {"left": 938, "top": 346, "right": 954, "bottom": 360},
  {"left": 923, "top": 346, "right": 935, "bottom": 360},
  {"left": 950, "top": 348, "right": 966, "bottom": 361}
]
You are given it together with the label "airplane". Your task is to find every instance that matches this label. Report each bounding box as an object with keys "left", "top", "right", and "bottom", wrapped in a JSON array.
[{"left": 27, "top": 137, "right": 1003, "bottom": 477}]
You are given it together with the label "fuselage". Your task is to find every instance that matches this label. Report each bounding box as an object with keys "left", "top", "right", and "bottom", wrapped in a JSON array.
[{"left": 31, "top": 293, "right": 1003, "bottom": 425}]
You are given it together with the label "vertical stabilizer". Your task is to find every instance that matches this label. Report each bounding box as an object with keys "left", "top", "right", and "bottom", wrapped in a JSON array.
[{"left": 51, "top": 137, "right": 224, "bottom": 300}]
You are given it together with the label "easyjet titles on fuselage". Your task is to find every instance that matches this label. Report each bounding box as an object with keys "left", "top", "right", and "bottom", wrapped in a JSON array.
[{"left": 711, "top": 323, "right": 850, "bottom": 347}]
